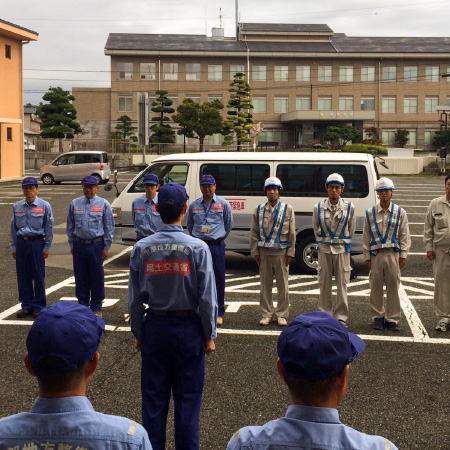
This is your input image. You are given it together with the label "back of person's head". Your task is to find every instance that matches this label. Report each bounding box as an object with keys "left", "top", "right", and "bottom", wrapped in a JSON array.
[
  {"left": 157, "top": 183, "right": 189, "bottom": 223},
  {"left": 277, "top": 311, "right": 365, "bottom": 403},
  {"left": 445, "top": 173, "right": 450, "bottom": 184},
  {"left": 26, "top": 302, "right": 105, "bottom": 393}
]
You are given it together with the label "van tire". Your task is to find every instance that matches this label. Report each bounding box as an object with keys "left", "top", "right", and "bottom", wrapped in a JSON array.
[
  {"left": 295, "top": 234, "right": 318, "bottom": 275},
  {"left": 91, "top": 174, "right": 102, "bottom": 184},
  {"left": 41, "top": 174, "right": 54, "bottom": 185}
]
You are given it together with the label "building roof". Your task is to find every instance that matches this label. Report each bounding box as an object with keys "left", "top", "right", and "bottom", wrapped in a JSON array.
[
  {"left": 0, "top": 18, "right": 38, "bottom": 37},
  {"left": 240, "top": 23, "right": 333, "bottom": 33}
]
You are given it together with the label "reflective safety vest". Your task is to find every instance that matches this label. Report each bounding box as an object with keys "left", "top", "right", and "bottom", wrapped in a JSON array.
[
  {"left": 366, "top": 203, "right": 401, "bottom": 255},
  {"left": 257, "top": 202, "right": 290, "bottom": 250},
  {"left": 316, "top": 200, "right": 352, "bottom": 252}
]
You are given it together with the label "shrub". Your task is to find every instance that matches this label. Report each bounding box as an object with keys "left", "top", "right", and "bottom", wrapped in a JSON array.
[{"left": 342, "top": 143, "right": 387, "bottom": 155}]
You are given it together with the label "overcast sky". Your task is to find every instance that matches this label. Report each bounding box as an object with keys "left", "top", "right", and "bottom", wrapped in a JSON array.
[{"left": 3, "top": 0, "right": 450, "bottom": 104}]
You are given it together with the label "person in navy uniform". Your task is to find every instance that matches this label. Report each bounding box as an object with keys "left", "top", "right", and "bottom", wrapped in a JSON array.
[
  {"left": 0, "top": 301, "right": 152, "bottom": 449},
  {"left": 10, "top": 177, "right": 53, "bottom": 318},
  {"left": 187, "top": 174, "right": 233, "bottom": 325},
  {"left": 129, "top": 183, "right": 217, "bottom": 450},
  {"left": 66, "top": 175, "right": 115, "bottom": 318},
  {"left": 227, "top": 311, "right": 398, "bottom": 450},
  {"left": 132, "top": 174, "right": 162, "bottom": 240}
]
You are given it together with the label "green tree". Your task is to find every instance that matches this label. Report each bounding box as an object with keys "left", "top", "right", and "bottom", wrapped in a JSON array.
[
  {"left": 149, "top": 90, "right": 175, "bottom": 145},
  {"left": 394, "top": 129, "right": 410, "bottom": 148},
  {"left": 39, "top": 87, "right": 82, "bottom": 139},
  {"left": 324, "top": 126, "right": 361, "bottom": 149},
  {"left": 223, "top": 72, "right": 254, "bottom": 151},
  {"left": 363, "top": 127, "right": 381, "bottom": 145},
  {"left": 111, "top": 115, "right": 138, "bottom": 152},
  {"left": 432, "top": 130, "right": 450, "bottom": 148},
  {"left": 172, "top": 99, "right": 224, "bottom": 152}
]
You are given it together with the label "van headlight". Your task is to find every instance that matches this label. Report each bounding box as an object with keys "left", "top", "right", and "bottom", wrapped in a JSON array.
[{"left": 112, "top": 207, "right": 121, "bottom": 224}]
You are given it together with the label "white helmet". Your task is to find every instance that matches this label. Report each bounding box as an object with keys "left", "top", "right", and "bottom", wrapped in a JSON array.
[
  {"left": 376, "top": 177, "right": 395, "bottom": 191},
  {"left": 325, "top": 173, "right": 345, "bottom": 186},
  {"left": 264, "top": 176, "right": 283, "bottom": 191}
]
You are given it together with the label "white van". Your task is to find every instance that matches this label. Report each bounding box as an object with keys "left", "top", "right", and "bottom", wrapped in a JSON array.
[{"left": 109, "top": 152, "right": 384, "bottom": 274}]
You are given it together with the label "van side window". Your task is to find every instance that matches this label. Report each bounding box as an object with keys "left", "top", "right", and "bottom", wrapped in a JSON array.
[
  {"left": 56, "top": 155, "right": 76, "bottom": 166},
  {"left": 129, "top": 163, "right": 189, "bottom": 193},
  {"left": 76, "top": 154, "right": 94, "bottom": 164},
  {"left": 200, "top": 164, "right": 270, "bottom": 195},
  {"left": 276, "top": 164, "right": 369, "bottom": 198}
]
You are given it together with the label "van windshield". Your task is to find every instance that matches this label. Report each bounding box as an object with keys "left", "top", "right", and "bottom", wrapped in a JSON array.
[{"left": 129, "top": 163, "right": 189, "bottom": 193}]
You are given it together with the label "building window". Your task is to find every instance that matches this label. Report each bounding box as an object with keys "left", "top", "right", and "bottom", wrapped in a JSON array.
[
  {"left": 361, "top": 97, "right": 375, "bottom": 111},
  {"left": 382, "top": 97, "right": 396, "bottom": 113},
  {"left": 425, "top": 97, "right": 439, "bottom": 113},
  {"left": 339, "top": 97, "right": 353, "bottom": 111},
  {"left": 175, "top": 134, "right": 189, "bottom": 145},
  {"left": 407, "top": 130, "right": 417, "bottom": 146},
  {"left": 296, "top": 66, "right": 310, "bottom": 82},
  {"left": 208, "top": 96, "right": 222, "bottom": 103},
  {"left": 361, "top": 66, "right": 375, "bottom": 82},
  {"left": 404, "top": 66, "right": 418, "bottom": 82},
  {"left": 252, "top": 97, "right": 267, "bottom": 114},
  {"left": 296, "top": 97, "right": 310, "bottom": 111},
  {"left": 168, "top": 96, "right": 179, "bottom": 109},
  {"left": 339, "top": 66, "right": 353, "bottom": 82},
  {"left": 318, "top": 97, "right": 332, "bottom": 110},
  {"left": 140, "top": 63, "right": 156, "bottom": 80},
  {"left": 186, "top": 63, "right": 201, "bottom": 81},
  {"left": 447, "top": 66, "right": 450, "bottom": 81},
  {"left": 274, "top": 66, "right": 289, "bottom": 82},
  {"left": 118, "top": 96, "right": 133, "bottom": 112},
  {"left": 425, "top": 66, "right": 439, "bottom": 82},
  {"left": 6, "top": 127, "right": 12, "bottom": 141},
  {"left": 447, "top": 97, "right": 450, "bottom": 106},
  {"left": 318, "top": 66, "right": 332, "bottom": 82},
  {"left": 230, "top": 65, "right": 245, "bottom": 80},
  {"left": 382, "top": 66, "right": 396, "bottom": 82},
  {"left": 404, "top": 97, "right": 418, "bottom": 113},
  {"left": 186, "top": 96, "right": 201, "bottom": 104},
  {"left": 208, "top": 65, "right": 222, "bottom": 81},
  {"left": 117, "top": 62, "right": 133, "bottom": 80},
  {"left": 5, "top": 44, "right": 11, "bottom": 59},
  {"left": 252, "top": 65, "right": 267, "bottom": 81},
  {"left": 163, "top": 63, "right": 178, "bottom": 81},
  {"left": 382, "top": 130, "right": 396, "bottom": 145},
  {"left": 424, "top": 130, "right": 438, "bottom": 145},
  {"left": 209, "top": 133, "right": 224, "bottom": 145},
  {"left": 259, "top": 130, "right": 289, "bottom": 144},
  {"left": 274, "top": 97, "right": 289, "bottom": 113}
]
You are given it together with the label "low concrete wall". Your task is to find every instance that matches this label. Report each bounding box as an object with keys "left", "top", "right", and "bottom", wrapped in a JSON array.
[{"left": 378, "top": 155, "right": 445, "bottom": 175}]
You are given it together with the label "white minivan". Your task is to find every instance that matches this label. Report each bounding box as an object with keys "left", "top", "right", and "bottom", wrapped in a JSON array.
[{"left": 109, "top": 152, "right": 384, "bottom": 274}]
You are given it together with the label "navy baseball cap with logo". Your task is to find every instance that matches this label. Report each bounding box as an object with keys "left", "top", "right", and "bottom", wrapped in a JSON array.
[
  {"left": 26, "top": 302, "right": 105, "bottom": 373},
  {"left": 277, "top": 311, "right": 365, "bottom": 382},
  {"left": 143, "top": 174, "right": 160, "bottom": 185},
  {"left": 81, "top": 175, "right": 99, "bottom": 186},
  {"left": 22, "top": 177, "right": 39, "bottom": 187},
  {"left": 200, "top": 174, "right": 216, "bottom": 185},
  {"left": 157, "top": 183, "right": 189, "bottom": 209}
]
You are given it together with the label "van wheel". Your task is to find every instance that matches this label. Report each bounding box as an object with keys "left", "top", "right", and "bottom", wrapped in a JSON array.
[
  {"left": 91, "top": 174, "right": 102, "bottom": 184},
  {"left": 41, "top": 174, "right": 54, "bottom": 185},
  {"left": 295, "top": 235, "right": 318, "bottom": 275}
]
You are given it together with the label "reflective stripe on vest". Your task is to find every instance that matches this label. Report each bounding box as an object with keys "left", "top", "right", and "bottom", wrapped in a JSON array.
[
  {"left": 366, "top": 203, "right": 401, "bottom": 254},
  {"left": 257, "top": 202, "right": 290, "bottom": 250},
  {"left": 316, "top": 200, "right": 352, "bottom": 248}
]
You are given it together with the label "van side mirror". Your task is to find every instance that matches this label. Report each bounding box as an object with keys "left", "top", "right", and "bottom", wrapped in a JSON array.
[{"left": 104, "top": 184, "right": 113, "bottom": 192}]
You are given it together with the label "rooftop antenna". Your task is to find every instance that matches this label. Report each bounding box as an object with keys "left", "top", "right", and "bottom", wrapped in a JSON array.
[
  {"left": 235, "top": 0, "right": 239, "bottom": 39},
  {"left": 219, "top": 7, "right": 222, "bottom": 28}
]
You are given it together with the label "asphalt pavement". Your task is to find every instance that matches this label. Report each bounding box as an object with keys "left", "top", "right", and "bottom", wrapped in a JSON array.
[{"left": 0, "top": 173, "right": 449, "bottom": 449}]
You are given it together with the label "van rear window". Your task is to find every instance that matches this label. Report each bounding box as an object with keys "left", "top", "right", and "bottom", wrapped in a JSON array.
[
  {"left": 276, "top": 164, "right": 369, "bottom": 198},
  {"left": 129, "top": 163, "right": 189, "bottom": 193},
  {"left": 200, "top": 164, "right": 270, "bottom": 196}
]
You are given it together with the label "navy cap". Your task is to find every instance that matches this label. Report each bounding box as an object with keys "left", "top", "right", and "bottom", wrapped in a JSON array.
[
  {"left": 27, "top": 302, "right": 105, "bottom": 373},
  {"left": 22, "top": 177, "right": 39, "bottom": 187},
  {"left": 157, "top": 183, "right": 189, "bottom": 209},
  {"left": 277, "top": 311, "right": 365, "bottom": 382},
  {"left": 81, "top": 175, "right": 99, "bottom": 186},
  {"left": 200, "top": 174, "right": 216, "bottom": 185},
  {"left": 143, "top": 174, "right": 160, "bottom": 185}
]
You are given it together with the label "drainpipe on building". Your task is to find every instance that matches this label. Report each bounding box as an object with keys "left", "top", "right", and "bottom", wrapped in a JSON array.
[
  {"left": 244, "top": 40, "right": 251, "bottom": 152},
  {"left": 158, "top": 57, "right": 161, "bottom": 91},
  {"left": 22, "top": 40, "right": 30, "bottom": 175},
  {"left": 378, "top": 59, "right": 382, "bottom": 139}
]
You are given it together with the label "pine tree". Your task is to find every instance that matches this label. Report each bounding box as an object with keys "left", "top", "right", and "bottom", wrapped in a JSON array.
[{"left": 149, "top": 90, "right": 175, "bottom": 144}]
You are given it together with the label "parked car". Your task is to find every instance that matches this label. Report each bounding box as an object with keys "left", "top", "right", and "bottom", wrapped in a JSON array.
[
  {"left": 313, "top": 143, "right": 325, "bottom": 149},
  {"left": 40, "top": 151, "right": 111, "bottom": 185}
]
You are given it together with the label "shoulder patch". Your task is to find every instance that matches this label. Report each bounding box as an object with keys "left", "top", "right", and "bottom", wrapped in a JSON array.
[
  {"left": 232, "top": 430, "right": 240, "bottom": 442},
  {"left": 127, "top": 420, "right": 138, "bottom": 436}
]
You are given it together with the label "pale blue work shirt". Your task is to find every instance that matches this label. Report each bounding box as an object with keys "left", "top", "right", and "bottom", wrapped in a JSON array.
[
  {"left": 0, "top": 396, "right": 152, "bottom": 449},
  {"left": 128, "top": 224, "right": 218, "bottom": 341},
  {"left": 66, "top": 195, "right": 115, "bottom": 249},
  {"left": 132, "top": 194, "right": 162, "bottom": 237},
  {"left": 10, "top": 196, "right": 54, "bottom": 252},
  {"left": 187, "top": 194, "right": 233, "bottom": 241},
  {"left": 227, "top": 404, "right": 398, "bottom": 450}
]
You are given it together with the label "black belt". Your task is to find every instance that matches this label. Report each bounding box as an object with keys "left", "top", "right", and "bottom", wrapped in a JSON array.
[
  {"left": 148, "top": 309, "right": 196, "bottom": 317},
  {"left": 205, "top": 239, "right": 224, "bottom": 246},
  {"left": 18, "top": 235, "right": 44, "bottom": 241},
  {"left": 75, "top": 236, "right": 104, "bottom": 245}
]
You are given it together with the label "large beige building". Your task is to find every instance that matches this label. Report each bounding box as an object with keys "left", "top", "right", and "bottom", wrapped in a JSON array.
[{"left": 74, "top": 23, "right": 450, "bottom": 150}]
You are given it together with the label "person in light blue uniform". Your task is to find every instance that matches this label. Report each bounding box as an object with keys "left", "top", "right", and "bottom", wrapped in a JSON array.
[
  {"left": 227, "top": 311, "right": 398, "bottom": 450},
  {"left": 129, "top": 183, "right": 217, "bottom": 450},
  {"left": 187, "top": 174, "right": 233, "bottom": 325},
  {"left": 132, "top": 173, "right": 162, "bottom": 240},
  {"left": 10, "top": 177, "right": 53, "bottom": 318},
  {"left": 66, "top": 175, "right": 115, "bottom": 317},
  {"left": 0, "top": 301, "right": 152, "bottom": 449}
]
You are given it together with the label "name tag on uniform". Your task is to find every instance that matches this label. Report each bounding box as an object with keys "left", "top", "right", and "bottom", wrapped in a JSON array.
[{"left": 201, "top": 225, "right": 211, "bottom": 234}]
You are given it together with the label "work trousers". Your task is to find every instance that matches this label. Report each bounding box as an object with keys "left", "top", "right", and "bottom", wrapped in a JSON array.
[
  {"left": 72, "top": 239, "right": 105, "bottom": 311},
  {"left": 15, "top": 237, "right": 46, "bottom": 312},
  {"left": 141, "top": 313, "right": 205, "bottom": 450},
  {"left": 259, "top": 251, "right": 289, "bottom": 319},
  {"left": 433, "top": 248, "right": 450, "bottom": 323},
  {"left": 369, "top": 250, "right": 402, "bottom": 323},
  {"left": 207, "top": 241, "right": 226, "bottom": 317},
  {"left": 317, "top": 251, "right": 351, "bottom": 322}
]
